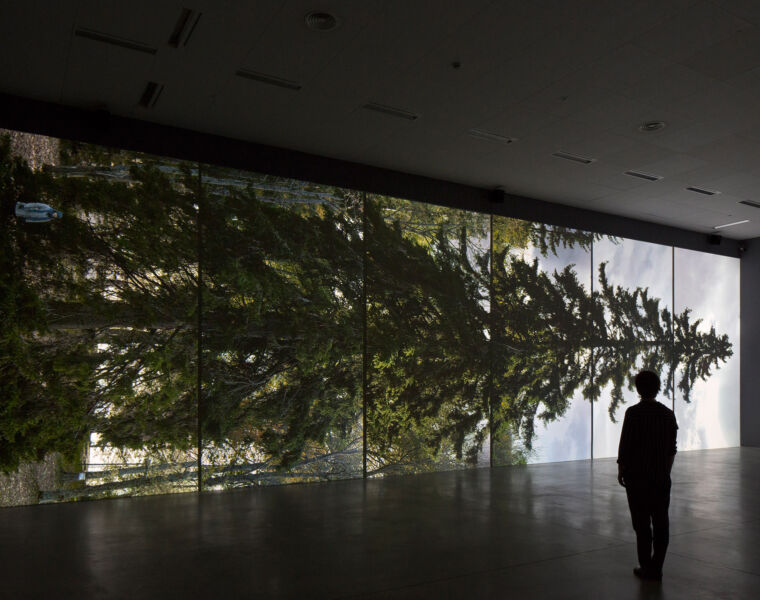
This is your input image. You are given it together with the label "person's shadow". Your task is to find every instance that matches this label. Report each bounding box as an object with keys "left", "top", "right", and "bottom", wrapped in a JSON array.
[{"left": 637, "top": 580, "right": 667, "bottom": 599}]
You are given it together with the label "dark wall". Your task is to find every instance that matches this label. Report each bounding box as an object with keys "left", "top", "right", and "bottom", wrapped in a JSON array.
[
  {"left": 741, "top": 239, "right": 760, "bottom": 446},
  {"left": 0, "top": 92, "right": 742, "bottom": 258}
]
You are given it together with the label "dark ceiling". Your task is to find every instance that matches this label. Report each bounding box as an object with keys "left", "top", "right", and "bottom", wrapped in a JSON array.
[{"left": 2, "top": 0, "right": 760, "bottom": 239}]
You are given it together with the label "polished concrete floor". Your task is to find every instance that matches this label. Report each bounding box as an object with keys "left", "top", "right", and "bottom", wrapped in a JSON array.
[{"left": 1, "top": 447, "right": 759, "bottom": 599}]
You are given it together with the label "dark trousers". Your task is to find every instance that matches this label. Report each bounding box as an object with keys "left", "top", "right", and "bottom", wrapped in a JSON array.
[{"left": 625, "top": 479, "right": 671, "bottom": 574}]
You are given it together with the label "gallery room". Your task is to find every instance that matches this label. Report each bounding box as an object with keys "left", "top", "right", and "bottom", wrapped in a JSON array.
[{"left": 1, "top": 1, "right": 759, "bottom": 598}]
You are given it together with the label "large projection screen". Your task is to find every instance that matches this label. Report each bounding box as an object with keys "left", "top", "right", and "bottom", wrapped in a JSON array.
[
  {"left": 199, "top": 165, "right": 364, "bottom": 489},
  {"left": 1, "top": 132, "right": 198, "bottom": 506},
  {"left": 0, "top": 127, "right": 744, "bottom": 506},
  {"left": 674, "top": 248, "right": 740, "bottom": 450},
  {"left": 365, "top": 195, "right": 491, "bottom": 475},
  {"left": 491, "top": 219, "right": 593, "bottom": 465},
  {"left": 592, "top": 237, "right": 673, "bottom": 459}
]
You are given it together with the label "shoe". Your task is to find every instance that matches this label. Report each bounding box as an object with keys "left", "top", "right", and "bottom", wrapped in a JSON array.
[{"left": 633, "top": 567, "right": 662, "bottom": 582}]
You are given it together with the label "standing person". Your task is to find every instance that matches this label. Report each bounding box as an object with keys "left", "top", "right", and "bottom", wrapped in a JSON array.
[{"left": 617, "top": 370, "right": 678, "bottom": 582}]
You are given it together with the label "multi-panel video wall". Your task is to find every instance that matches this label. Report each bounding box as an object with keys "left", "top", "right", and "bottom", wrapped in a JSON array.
[{"left": 0, "top": 129, "right": 740, "bottom": 506}]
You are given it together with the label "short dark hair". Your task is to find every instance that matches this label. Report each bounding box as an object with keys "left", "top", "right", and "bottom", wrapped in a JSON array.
[{"left": 635, "top": 370, "right": 660, "bottom": 398}]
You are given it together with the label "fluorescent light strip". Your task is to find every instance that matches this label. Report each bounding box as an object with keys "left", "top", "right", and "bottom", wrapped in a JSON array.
[
  {"left": 139, "top": 81, "right": 164, "bottom": 108},
  {"left": 363, "top": 102, "right": 418, "bottom": 121},
  {"left": 169, "top": 9, "right": 202, "bottom": 47},
  {"left": 686, "top": 186, "right": 719, "bottom": 196},
  {"left": 624, "top": 170, "right": 662, "bottom": 181},
  {"left": 75, "top": 28, "right": 157, "bottom": 55},
  {"left": 552, "top": 151, "right": 595, "bottom": 164},
  {"left": 713, "top": 219, "right": 750, "bottom": 230},
  {"left": 739, "top": 199, "right": 760, "bottom": 209},
  {"left": 183, "top": 12, "right": 202, "bottom": 46},
  {"left": 467, "top": 129, "right": 517, "bottom": 145},
  {"left": 236, "top": 69, "right": 302, "bottom": 90}
]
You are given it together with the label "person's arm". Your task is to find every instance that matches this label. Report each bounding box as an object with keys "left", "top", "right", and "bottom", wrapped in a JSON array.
[
  {"left": 617, "top": 411, "right": 630, "bottom": 487},
  {"left": 667, "top": 413, "right": 678, "bottom": 476}
]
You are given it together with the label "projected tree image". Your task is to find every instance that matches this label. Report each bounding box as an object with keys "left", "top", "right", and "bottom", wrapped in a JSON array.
[
  {"left": 0, "top": 130, "right": 739, "bottom": 505},
  {"left": 200, "top": 167, "right": 364, "bottom": 488},
  {"left": 493, "top": 230, "right": 733, "bottom": 463},
  {"left": 365, "top": 196, "right": 491, "bottom": 474},
  {"left": 0, "top": 135, "right": 198, "bottom": 503}
]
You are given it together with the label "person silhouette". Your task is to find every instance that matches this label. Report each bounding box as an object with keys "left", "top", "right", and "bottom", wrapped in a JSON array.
[{"left": 617, "top": 370, "right": 678, "bottom": 582}]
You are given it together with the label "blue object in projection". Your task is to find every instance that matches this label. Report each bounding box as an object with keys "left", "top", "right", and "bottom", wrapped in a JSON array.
[{"left": 15, "top": 202, "right": 63, "bottom": 223}]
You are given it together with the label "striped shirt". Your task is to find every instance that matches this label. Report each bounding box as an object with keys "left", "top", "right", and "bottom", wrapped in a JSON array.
[{"left": 617, "top": 400, "right": 678, "bottom": 484}]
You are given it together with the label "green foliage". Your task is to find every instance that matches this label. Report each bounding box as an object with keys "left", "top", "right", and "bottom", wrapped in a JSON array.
[
  {"left": 365, "top": 197, "right": 490, "bottom": 473},
  {"left": 200, "top": 174, "right": 363, "bottom": 472},
  {"left": 0, "top": 136, "right": 198, "bottom": 474},
  {"left": 0, "top": 133, "right": 736, "bottom": 493}
]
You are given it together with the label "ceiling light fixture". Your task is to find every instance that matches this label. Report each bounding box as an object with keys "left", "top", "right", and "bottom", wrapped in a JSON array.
[
  {"left": 75, "top": 27, "right": 157, "bottom": 55},
  {"left": 138, "top": 81, "right": 164, "bottom": 108},
  {"left": 639, "top": 120, "right": 666, "bottom": 132},
  {"left": 467, "top": 129, "right": 517, "bottom": 145},
  {"left": 739, "top": 199, "right": 760, "bottom": 209},
  {"left": 305, "top": 11, "right": 339, "bottom": 31},
  {"left": 686, "top": 186, "right": 719, "bottom": 196},
  {"left": 624, "top": 170, "right": 662, "bottom": 181},
  {"left": 168, "top": 8, "right": 202, "bottom": 47},
  {"left": 362, "top": 102, "right": 418, "bottom": 121},
  {"left": 552, "top": 151, "right": 595, "bottom": 164},
  {"left": 713, "top": 219, "right": 750, "bottom": 230},
  {"left": 236, "top": 69, "right": 302, "bottom": 90}
]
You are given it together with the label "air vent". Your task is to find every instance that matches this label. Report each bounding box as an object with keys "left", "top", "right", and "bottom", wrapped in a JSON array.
[
  {"left": 714, "top": 219, "right": 749, "bottom": 230},
  {"left": 624, "top": 170, "right": 663, "bottom": 181},
  {"left": 739, "top": 199, "right": 760, "bottom": 209},
  {"left": 168, "top": 8, "right": 202, "bottom": 47},
  {"left": 686, "top": 186, "right": 719, "bottom": 196},
  {"left": 552, "top": 151, "right": 595, "bottom": 164},
  {"left": 362, "top": 102, "right": 418, "bottom": 121},
  {"left": 75, "top": 28, "right": 157, "bottom": 55},
  {"left": 138, "top": 81, "right": 164, "bottom": 108},
  {"left": 236, "top": 69, "right": 302, "bottom": 90},
  {"left": 467, "top": 129, "right": 517, "bottom": 145}
]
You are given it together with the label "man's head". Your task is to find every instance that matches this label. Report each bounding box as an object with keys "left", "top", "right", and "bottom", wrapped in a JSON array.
[{"left": 635, "top": 370, "right": 660, "bottom": 400}]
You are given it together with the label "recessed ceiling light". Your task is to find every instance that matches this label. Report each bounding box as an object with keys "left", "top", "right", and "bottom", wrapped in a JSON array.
[
  {"left": 236, "top": 69, "right": 302, "bottom": 90},
  {"left": 624, "top": 170, "right": 662, "bottom": 181},
  {"left": 467, "top": 129, "right": 517, "bottom": 145},
  {"left": 362, "top": 102, "right": 418, "bottom": 121},
  {"left": 686, "top": 186, "right": 719, "bottom": 196},
  {"left": 739, "top": 199, "right": 760, "bottom": 209},
  {"left": 168, "top": 8, "right": 202, "bottom": 48},
  {"left": 552, "top": 151, "right": 595, "bottom": 164},
  {"left": 639, "top": 120, "right": 666, "bottom": 132},
  {"left": 305, "top": 11, "right": 339, "bottom": 31},
  {"left": 713, "top": 219, "right": 749, "bottom": 230},
  {"left": 138, "top": 81, "right": 164, "bottom": 108},
  {"left": 75, "top": 27, "right": 157, "bottom": 55}
]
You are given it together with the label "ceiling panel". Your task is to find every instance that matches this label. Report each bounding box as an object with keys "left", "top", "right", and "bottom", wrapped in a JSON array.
[
  {"left": 1, "top": 0, "right": 760, "bottom": 239},
  {"left": 0, "top": 0, "right": 76, "bottom": 100},
  {"left": 631, "top": 0, "right": 753, "bottom": 62},
  {"left": 75, "top": 0, "right": 184, "bottom": 48},
  {"left": 61, "top": 37, "right": 157, "bottom": 111}
]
